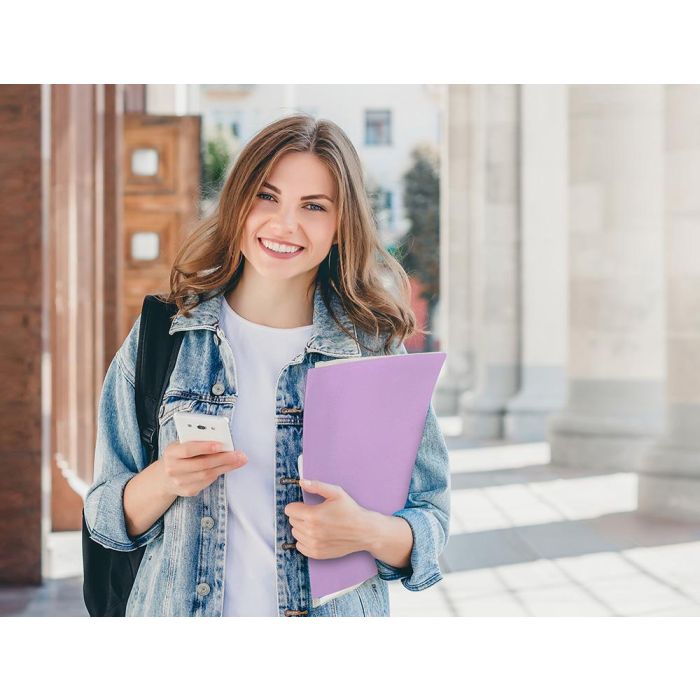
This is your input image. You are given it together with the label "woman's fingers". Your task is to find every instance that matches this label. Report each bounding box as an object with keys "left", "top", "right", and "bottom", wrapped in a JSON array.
[
  {"left": 195, "top": 450, "right": 248, "bottom": 472},
  {"left": 161, "top": 441, "right": 248, "bottom": 498},
  {"left": 171, "top": 440, "right": 220, "bottom": 459},
  {"left": 166, "top": 445, "right": 248, "bottom": 475}
]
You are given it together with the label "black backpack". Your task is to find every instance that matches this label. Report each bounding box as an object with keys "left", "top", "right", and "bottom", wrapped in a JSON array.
[{"left": 81, "top": 294, "right": 184, "bottom": 616}]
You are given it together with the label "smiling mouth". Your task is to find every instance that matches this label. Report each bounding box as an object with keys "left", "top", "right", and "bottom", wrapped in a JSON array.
[
  {"left": 257, "top": 237, "right": 305, "bottom": 257},
  {"left": 258, "top": 237, "right": 304, "bottom": 251}
]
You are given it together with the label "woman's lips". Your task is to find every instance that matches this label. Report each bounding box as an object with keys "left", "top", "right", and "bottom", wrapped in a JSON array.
[{"left": 257, "top": 237, "right": 305, "bottom": 259}]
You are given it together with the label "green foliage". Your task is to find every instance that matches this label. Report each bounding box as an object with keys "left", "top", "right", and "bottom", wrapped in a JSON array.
[
  {"left": 396, "top": 143, "right": 440, "bottom": 305},
  {"left": 201, "top": 124, "right": 237, "bottom": 200}
]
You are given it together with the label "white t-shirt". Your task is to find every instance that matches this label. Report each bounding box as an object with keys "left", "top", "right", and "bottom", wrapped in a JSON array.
[{"left": 219, "top": 297, "right": 314, "bottom": 616}]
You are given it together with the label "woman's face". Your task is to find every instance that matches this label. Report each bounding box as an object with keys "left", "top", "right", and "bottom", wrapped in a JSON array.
[{"left": 240, "top": 151, "right": 339, "bottom": 282}]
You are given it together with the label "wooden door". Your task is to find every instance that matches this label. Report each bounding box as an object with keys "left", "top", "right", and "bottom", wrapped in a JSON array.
[{"left": 121, "top": 114, "right": 201, "bottom": 337}]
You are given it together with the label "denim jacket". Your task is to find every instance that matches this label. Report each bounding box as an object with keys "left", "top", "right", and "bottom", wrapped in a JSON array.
[{"left": 84, "top": 279, "right": 451, "bottom": 616}]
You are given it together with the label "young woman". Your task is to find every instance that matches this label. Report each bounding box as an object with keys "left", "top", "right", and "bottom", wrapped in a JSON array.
[{"left": 84, "top": 114, "right": 451, "bottom": 617}]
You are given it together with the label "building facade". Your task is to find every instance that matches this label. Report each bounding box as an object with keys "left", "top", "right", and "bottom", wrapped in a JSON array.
[
  {"left": 437, "top": 84, "right": 700, "bottom": 522},
  {"left": 2, "top": 83, "right": 697, "bottom": 587}
]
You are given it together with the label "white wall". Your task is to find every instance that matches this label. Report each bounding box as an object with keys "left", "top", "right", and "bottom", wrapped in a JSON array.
[{"left": 198, "top": 84, "right": 442, "bottom": 243}]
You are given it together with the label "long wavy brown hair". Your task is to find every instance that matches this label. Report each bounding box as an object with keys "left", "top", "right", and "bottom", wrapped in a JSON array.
[{"left": 160, "top": 114, "right": 423, "bottom": 353}]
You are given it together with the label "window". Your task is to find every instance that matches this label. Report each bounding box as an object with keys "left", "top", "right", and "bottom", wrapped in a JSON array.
[
  {"left": 211, "top": 109, "right": 242, "bottom": 140},
  {"left": 130, "top": 231, "right": 160, "bottom": 261},
  {"left": 365, "top": 110, "right": 392, "bottom": 145},
  {"left": 381, "top": 190, "right": 394, "bottom": 228},
  {"left": 131, "top": 148, "right": 159, "bottom": 177},
  {"left": 370, "top": 187, "right": 394, "bottom": 230}
]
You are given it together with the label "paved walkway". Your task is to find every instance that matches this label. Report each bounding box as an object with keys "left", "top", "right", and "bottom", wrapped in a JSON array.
[{"left": 3, "top": 420, "right": 700, "bottom": 616}]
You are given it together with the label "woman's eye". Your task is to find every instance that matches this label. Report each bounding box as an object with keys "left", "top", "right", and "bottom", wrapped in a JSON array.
[{"left": 256, "top": 193, "right": 325, "bottom": 212}]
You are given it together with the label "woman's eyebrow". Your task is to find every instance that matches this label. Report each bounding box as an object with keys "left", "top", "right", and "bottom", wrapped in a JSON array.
[{"left": 261, "top": 181, "right": 335, "bottom": 203}]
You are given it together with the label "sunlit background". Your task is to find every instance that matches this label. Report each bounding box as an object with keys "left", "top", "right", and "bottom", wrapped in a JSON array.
[{"left": 1, "top": 84, "right": 699, "bottom": 616}]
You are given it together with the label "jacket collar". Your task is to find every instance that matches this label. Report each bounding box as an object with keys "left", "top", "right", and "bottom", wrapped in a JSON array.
[{"left": 168, "top": 278, "right": 362, "bottom": 358}]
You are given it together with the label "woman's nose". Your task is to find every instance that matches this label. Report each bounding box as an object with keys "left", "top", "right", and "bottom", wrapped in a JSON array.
[{"left": 272, "top": 208, "right": 299, "bottom": 232}]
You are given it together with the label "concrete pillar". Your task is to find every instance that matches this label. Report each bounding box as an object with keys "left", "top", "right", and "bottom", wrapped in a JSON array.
[
  {"left": 458, "top": 85, "right": 521, "bottom": 438},
  {"left": 435, "top": 85, "right": 480, "bottom": 414},
  {"left": 639, "top": 86, "right": 700, "bottom": 521},
  {"left": 0, "top": 85, "right": 43, "bottom": 584},
  {"left": 548, "top": 86, "right": 666, "bottom": 469},
  {"left": 505, "top": 85, "right": 568, "bottom": 441}
]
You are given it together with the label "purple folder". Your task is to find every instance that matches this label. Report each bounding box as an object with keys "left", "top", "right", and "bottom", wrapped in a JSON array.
[{"left": 300, "top": 351, "right": 447, "bottom": 604}]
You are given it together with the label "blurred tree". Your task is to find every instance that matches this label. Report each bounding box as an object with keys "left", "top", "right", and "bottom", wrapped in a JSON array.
[
  {"left": 365, "top": 173, "right": 387, "bottom": 233},
  {"left": 201, "top": 124, "right": 238, "bottom": 203},
  {"left": 396, "top": 143, "right": 440, "bottom": 350}
]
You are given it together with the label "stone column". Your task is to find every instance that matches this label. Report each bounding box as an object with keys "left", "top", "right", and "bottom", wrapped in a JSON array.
[
  {"left": 459, "top": 85, "right": 521, "bottom": 438},
  {"left": 0, "top": 85, "right": 43, "bottom": 584},
  {"left": 435, "top": 84, "right": 481, "bottom": 415},
  {"left": 505, "top": 85, "right": 568, "bottom": 441},
  {"left": 638, "top": 86, "right": 700, "bottom": 521},
  {"left": 548, "top": 86, "right": 666, "bottom": 469}
]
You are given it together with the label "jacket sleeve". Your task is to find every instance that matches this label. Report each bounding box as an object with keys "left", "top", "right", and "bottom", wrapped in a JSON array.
[
  {"left": 83, "top": 315, "right": 165, "bottom": 552},
  {"left": 372, "top": 341, "right": 451, "bottom": 592}
]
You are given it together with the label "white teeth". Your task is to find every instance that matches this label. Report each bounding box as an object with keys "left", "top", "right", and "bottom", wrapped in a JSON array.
[{"left": 261, "top": 238, "right": 302, "bottom": 254}]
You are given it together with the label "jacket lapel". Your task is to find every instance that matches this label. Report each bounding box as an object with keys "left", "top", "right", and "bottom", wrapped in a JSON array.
[{"left": 168, "top": 278, "right": 362, "bottom": 359}]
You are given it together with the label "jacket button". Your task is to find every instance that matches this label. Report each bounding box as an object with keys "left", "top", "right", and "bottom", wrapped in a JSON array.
[
  {"left": 196, "top": 582, "right": 211, "bottom": 596},
  {"left": 212, "top": 382, "right": 225, "bottom": 395},
  {"left": 201, "top": 516, "right": 215, "bottom": 529}
]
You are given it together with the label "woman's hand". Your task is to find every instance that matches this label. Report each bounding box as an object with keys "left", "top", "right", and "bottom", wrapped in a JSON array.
[
  {"left": 283, "top": 480, "right": 374, "bottom": 559},
  {"left": 159, "top": 440, "right": 248, "bottom": 498}
]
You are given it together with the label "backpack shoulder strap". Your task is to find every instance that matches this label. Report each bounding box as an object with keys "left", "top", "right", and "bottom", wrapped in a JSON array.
[{"left": 134, "top": 295, "right": 184, "bottom": 466}]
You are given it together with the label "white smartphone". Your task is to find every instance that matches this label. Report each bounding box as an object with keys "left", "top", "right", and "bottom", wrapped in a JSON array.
[{"left": 173, "top": 411, "right": 235, "bottom": 451}]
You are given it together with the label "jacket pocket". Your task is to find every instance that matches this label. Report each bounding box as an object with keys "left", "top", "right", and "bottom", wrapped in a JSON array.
[
  {"left": 353, "top": 575, "right": 389, "bottom": 617},
  {"left": 158, "top": 395, "right": 198, "bottom": 428}
]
